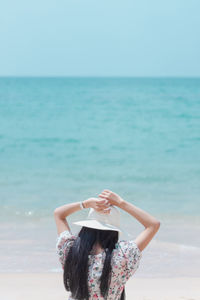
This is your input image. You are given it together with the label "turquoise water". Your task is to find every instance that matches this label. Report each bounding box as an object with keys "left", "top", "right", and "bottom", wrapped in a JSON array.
[{"left": 0, "top": 77, "right": 200, "bottom": 219}]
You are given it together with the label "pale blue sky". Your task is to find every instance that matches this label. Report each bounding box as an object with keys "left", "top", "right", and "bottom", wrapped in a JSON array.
[{"left": 0, "top": 0, "right": 200, "bottom": 77}]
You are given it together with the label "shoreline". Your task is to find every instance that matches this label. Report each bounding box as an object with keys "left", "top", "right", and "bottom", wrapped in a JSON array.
[
  {"left": 1, "top": 218, "right": 200, "bottom": 276},
  {"left": 1, "top": 273, "right": 200, "bottom": 300}
]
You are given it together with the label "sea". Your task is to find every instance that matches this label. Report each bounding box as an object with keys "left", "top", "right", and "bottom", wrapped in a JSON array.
[{"left": 0, "top": 77, "right": 200, "bottom": 277}]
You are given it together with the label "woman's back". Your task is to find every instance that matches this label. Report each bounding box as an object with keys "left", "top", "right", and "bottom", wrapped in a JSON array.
[
  {"left": 56, "top": 230, "right": 142, "bottom": 300},
  {"left": 54, "top": 190, "right": 160, "bottom": 299}
]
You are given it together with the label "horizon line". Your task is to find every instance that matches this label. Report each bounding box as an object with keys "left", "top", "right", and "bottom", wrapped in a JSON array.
[{"left": 0, "top": 75, "right": 200, "bottom": 79}]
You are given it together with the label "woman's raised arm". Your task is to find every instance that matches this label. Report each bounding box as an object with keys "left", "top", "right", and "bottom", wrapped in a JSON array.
[
  {"left": 99, "top": 189, "right": 161, "bottom": 252},
  {"left": 54, "top": 198, "right": 110, "bottom": 235}
]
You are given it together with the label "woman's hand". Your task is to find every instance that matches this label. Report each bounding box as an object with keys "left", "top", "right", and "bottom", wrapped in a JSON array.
[
  {"left": 83, "top": 197, "right": 111, "bottom": 214},
  {"left": 98, "top": 189, "right": 124, "bottom": 207}
]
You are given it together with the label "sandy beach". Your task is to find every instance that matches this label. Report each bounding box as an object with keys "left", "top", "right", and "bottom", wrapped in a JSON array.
[{"left": 1, "top": 273, "right": 200, "bottom": 300}]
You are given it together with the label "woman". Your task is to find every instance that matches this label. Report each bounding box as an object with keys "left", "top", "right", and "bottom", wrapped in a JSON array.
[{"left": 54, "top": 189, "right": 160, "bottom": 300}]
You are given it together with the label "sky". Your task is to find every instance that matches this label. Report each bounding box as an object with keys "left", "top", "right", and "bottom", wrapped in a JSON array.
[{"left": 0, "top": 0, "right": 200, "bottom": 77}]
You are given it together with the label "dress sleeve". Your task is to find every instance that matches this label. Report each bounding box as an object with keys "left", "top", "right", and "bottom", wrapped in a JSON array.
[
  {"left": 56, "top": 230, "right": 77, "bottom": 269},
  {"left": 119, "top": 240, "right": 142, "bottom": 282}
]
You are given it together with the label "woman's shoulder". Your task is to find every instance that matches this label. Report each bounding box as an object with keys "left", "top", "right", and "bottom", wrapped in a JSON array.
[
  {"left": 115, "top": 239, "right": 142, "bottom": 258},
  {"left": 56, "top": 230, "right": 77, "bottom": 250},
  {"left": 113, "top": 239, "right": 142, "bottom": 282},
  {"left": 56, "top": 230, "right": 77, "bottom": 269},
  {"left": 57, "top": 230, "right": 77, "bottom": 240}
]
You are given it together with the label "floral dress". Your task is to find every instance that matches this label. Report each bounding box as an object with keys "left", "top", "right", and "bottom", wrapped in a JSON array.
[{"left": 56, "top": 230, "right": 142, "bottom": 300}]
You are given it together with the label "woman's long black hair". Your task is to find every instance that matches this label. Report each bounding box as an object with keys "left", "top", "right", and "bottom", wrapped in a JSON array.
[{"left": 63, "top": 226, "right": 125, "bottom": 300}]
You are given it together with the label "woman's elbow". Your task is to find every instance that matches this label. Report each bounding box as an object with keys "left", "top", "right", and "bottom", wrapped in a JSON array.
[
  {"left": 54, "top": 208, "right": 60, "bottom": 217},
  {"left": 154, "top": 220, "right": 161, "bottom": 230}
]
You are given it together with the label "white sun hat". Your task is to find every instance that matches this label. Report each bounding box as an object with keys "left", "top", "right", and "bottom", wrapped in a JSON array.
[{"left": 73, "top": 205, "right": 122, "bottom": 232}]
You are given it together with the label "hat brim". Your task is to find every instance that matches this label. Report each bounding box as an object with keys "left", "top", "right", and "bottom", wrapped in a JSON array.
[{"left": 73, "top": 219, "right": 122, "bottom": 232}]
